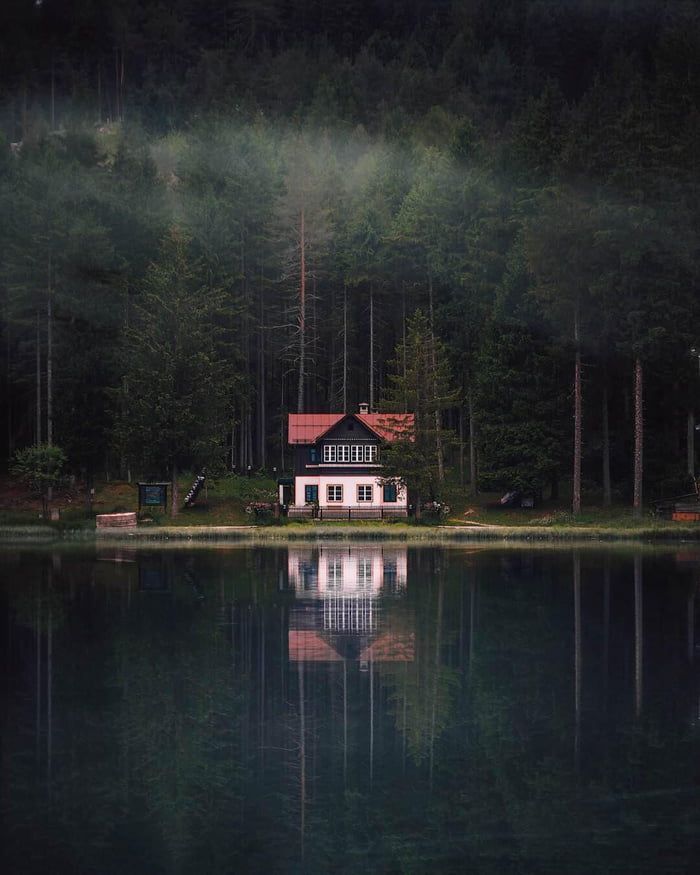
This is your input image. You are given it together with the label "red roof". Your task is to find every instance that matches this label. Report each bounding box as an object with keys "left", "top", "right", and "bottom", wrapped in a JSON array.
[
  {"left": 359, "top": 632, "right": 415, "bottom": 662},
  {"left": 288, "top": 412, "right": 414, "bottom": 444},
  {"left": 289, "top": 631, "right": 343, "bottom": 662},
  {"left": 357, "top": 413, "right": 414, "bottom": 442}
]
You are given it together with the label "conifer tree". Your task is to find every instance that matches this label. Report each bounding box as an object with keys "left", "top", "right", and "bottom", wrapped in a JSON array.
[
  {"left": 380, "top": 310, "right": 456, "bottom": 515},
  {"left": 116, "top": 228, "right": 235, "bottom": 514}
]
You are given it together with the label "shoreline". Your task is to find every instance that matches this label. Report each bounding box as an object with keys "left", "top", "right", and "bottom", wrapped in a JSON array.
[{"left": 1, "top": 521, "right": 700, "bottom": 545}]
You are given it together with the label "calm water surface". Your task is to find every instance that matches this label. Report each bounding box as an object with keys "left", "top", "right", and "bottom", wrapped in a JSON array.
[{"left": 2, "top": 542, "right": 700, "bottom": 874}]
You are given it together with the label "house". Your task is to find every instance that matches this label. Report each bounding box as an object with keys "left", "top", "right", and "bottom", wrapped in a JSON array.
[
  {"left": 282, "top": 403, "right": 414, "bottom": 519},
  {"left": 286, "top": 546, "right": 414, "bottom": 663}
]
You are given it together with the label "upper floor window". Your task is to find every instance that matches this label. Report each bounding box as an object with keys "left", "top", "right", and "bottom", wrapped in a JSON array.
[
  {"left": 323, "top": 445, "right": 336, "bottom": 463},
  {"left": 309, "top": 447, "right": 319, "bottom": 463},
  {"left": 322, "top": 443, "right": 379, "bottom": 463}
]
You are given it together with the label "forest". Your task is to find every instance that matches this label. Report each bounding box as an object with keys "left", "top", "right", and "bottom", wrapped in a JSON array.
[{"left": 1, "top": 0, "right": 700, "bottom": 511}]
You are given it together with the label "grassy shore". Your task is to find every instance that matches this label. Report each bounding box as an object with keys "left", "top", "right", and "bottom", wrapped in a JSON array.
[{"left": 0, "top": 473, "right": 698, "bottom": 542}]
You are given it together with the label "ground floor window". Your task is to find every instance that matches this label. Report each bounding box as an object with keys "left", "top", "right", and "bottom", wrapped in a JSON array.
[
  {"left": 357, "top": 484, "right": 373, "bottom": 502},
  {"left": 327, "top": 484, "right": 343, "bottom": 502},
  {"left": 383, "top": 484, "right": 397, "bottom": 502},
  {"left": 305, "top": 484, "right": 318, "bottom": 503},
  {"left": 327, "top": 558, "right": 343, "bottom": 587}
]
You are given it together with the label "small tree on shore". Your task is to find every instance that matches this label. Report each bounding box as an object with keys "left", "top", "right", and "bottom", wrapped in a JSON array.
[{"left": 11, "top": 444, "right": 66, "bottom": 518}]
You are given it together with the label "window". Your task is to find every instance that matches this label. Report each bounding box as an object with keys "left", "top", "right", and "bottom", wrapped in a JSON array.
[
  {"left": 351, "top": 445, "right": 363, "bottom": 462},
  {"left": 357, "top": 484, "right": 373, "bottom": 502},
  {"left": 358, "top": 558, "right": 372, "bottom": 588},
  {"left": 327, "top": 484, "right": 343, "bottom": 502},
  {"left": 383, "top": 484, "right": 397, "bottom": 503},
  {"left": 304, "top": 485, "right": 318, "bottom": 503},
  {"left": 365, "top": 445, "right": 378, "bottom": 462},
  {"left": 337, "top": 444, "right": 350, "bottom": 462},
  {"left": 323, "top": 444, "right": 336, "bottom": 463},
  {"left": 309, "top": 447, "right": 319, "bottom": 463},
  {"left": 327, "top": 558, "right": 343, "bottom": 588}
]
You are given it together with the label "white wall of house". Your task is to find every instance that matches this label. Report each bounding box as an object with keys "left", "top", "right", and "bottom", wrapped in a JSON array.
[
  {"left": 293, "top": 474, "right": 406, "bottom": 507},
  {"left": 287, "top": 546, "right": 407, "bottom": 594}
]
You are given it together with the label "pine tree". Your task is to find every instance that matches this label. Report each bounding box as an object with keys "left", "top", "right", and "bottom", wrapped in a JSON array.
[
  {"left": 116, "top": 228, "right": 235, "bottom": 514},
  {"left": 380, "top": 310, "right": 457, "bottom": 515}
]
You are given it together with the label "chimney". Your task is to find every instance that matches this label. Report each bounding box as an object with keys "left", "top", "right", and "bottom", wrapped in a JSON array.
[{"left": 358, "top": 402, "right": 369, "bottom": 414}]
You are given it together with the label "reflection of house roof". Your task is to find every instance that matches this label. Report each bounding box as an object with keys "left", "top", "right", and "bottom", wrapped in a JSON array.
[
  {"left": 289, "top": 631, "right": 343, "bottom": 661},
  {"left": 288, "top": 413, "right": 414, "bottom": 444},
  {"left": 289, "top": 628, "right": 415, "bottom": 662},
  {"left": 359, "top": 632, "right": 415, "bottom": 662}
]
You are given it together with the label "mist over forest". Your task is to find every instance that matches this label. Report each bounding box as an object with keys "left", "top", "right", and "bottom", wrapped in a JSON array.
[{"left": 2, "top": 0, "right": 699, "bottom": 505}]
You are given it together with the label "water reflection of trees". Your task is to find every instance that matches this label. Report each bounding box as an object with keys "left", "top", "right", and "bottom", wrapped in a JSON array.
[{"left": 3, "top": 547, "right": 700, "bottom": 872}]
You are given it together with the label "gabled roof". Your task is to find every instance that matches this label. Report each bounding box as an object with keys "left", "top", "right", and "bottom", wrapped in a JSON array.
[
  {"left": 288, "top": 412, "right": 414, "bottom": 444},
  {"left": 357, "top": 413, "right": 414, "bottom": 442},
  {"left": 359, "top": 632, "right": 415, "bottom": 662},
  {"left": 289, "top": 631, "right": 343, "bottom": 662},
  {"left": 288, "top": 414, "right": 344, "bottom": 444}
]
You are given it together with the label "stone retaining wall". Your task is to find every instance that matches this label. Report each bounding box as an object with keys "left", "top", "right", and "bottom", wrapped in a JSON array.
[{"left": 96, "top": 512, "right": 137, "bottom": 528}]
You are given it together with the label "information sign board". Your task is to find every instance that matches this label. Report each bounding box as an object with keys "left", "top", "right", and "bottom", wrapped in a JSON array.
[{"left": 137, "top": 482, "right": 169, "bottom": 510}]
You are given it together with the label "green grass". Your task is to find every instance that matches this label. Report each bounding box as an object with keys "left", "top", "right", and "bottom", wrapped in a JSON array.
[{"left": 1, "top": 472, "right": 699, "bottom": 541}]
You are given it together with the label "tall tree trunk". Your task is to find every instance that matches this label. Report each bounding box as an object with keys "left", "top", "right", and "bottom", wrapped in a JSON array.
[
  {"left": 246, "top": 409, "right": 253, "bottom": 471},
  {"left": 342, "top": 283, "right": 347, "bottom": 412},
  {"left": 688, "top": 410, "right": 695, "bottom": 476},
  {"left": 311, "top": 274, "right": 318, "bottom": 410},
  {"left": 369, "top": 282, "right": 374, "bottom": 410},
  {"left": 572, "top": 309, "right": 582, "bottom": 515},
  {"left": 402, "top": 288, "right": 408, "bottom": 410},
  {"left": 469, "top": 389, "right": 477, "bottom": 495},
  {"left": 6, "top": 313, "right": 13, "bottom": 453},
  {"left": 297, "top": 207, "right": 306, "bottom": 414},
  {"left": 633, "top": 358, "right": 644, "bottom": 518},
  {"left": 258, "top": 276, "right": 266, "bottom": 469},
  {"left": 171, "top": 462, "right": 179, "bottom": 517},
  {"left": 230, "top": 412, "right": 236, "bottom": 471},
  {"left": 36, "top": 310, "right": 42, "bottom": 446},
  {"left": 602, "top": 382, "right": 612, "bottom": 507},
  {"left": 427, "top": 275, "right": 444, "bottom": 482},
  {"left": 459, "top": 406, "right": 464, "bottom": 487},
  {"left": 46, "top": 255, "right": 53, "bottom": 448}
]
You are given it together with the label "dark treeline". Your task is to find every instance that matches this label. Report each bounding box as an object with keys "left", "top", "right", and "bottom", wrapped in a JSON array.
[{"left": 1, "top": 0, "right": 700, "bottom": 507}]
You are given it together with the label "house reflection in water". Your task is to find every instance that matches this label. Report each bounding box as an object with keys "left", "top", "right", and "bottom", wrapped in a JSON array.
[{"left": 287, "top": 546, "right": 413, "bottom": 667}]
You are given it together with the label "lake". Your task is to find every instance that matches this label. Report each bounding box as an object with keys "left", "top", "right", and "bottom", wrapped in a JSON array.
[{"left": 2, "top": 542, "right": 700, "bottom": 873}]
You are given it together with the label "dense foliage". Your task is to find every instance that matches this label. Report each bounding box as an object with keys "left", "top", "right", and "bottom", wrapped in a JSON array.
[{"left": 1, "top": 0, "right": 699, "bottom": 507}]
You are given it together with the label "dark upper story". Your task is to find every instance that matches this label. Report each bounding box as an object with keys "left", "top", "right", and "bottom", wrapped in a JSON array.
[{"left": 288, "top": 406, "right": 415, "bottom": 476}]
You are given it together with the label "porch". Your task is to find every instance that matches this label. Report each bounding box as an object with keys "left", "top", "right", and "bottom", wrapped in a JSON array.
[{"left": 286, "top": 505, "right": 409, "bottom": 521}]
